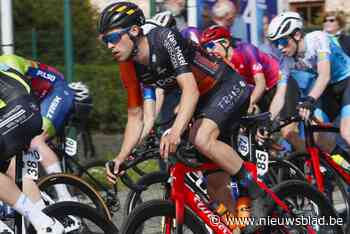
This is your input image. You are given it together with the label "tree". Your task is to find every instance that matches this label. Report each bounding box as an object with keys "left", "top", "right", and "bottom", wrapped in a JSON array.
[{"left": 13, "top": 0, "right": 109, "bottom": 65}]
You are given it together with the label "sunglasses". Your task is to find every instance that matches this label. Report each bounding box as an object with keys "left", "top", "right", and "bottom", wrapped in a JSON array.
[
  {"left": 102, "top": 27, "right": 130, "bottom": 45},
  {"left": 323, "top": 18, "right": 336, "bottom": 23},
  {"left": 272, "top": 37, "right": 289, "bottom": 48},
  {"left": 203, "top": 39, "right": 226, "bottom": 50}
]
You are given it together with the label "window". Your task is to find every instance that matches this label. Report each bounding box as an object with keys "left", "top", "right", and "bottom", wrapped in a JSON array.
[{"left": 290, "top": 1, "right": 324, "bottom": 27}]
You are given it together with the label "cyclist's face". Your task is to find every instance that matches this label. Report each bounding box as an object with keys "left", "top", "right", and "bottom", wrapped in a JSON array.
[
  {"left": 204, "top": 39, "right": 230, "bottom": 57},
  {"left": 101, "top": 28, "right": 133, "bottom": 62},
  {"left": 278, "top": 37, "right": 297, "bottom": 57}
]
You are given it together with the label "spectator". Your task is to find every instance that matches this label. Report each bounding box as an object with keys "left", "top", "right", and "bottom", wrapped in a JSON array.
[
  {"left": 162, "top": 0, "right": 187, "bottom": 31},
  {"left": 323, "top": 11, "right": 350, "bottom": 57},
  {"left": 210, "top": 0, "right": 237, "bottom": 29}
]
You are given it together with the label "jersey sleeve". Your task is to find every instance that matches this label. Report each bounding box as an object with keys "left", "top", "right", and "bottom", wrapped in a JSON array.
[
  {"left": 244, "top": 44, "right": 264, "bottom": 76},
  {"left": 119, "top": 61, "right": 143, "bottom": 108},
  {"left": 313, "top": 32, "right": 331, "bottom": 63},
  {"left": 160, "top": 28, "right": 192, "bottom": 76}
]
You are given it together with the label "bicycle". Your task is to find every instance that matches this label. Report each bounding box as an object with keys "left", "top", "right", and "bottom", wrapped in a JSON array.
[
  {"left": 269, "top": 114, "right": 350, "bottom": 233},
  {"left": 123, "top": 112, "right": 306, "bottom": 219},
  {"left": 120, "top": 142, "right": 342, "bottom": 233},
  {"left": 0, "top": 149, "right": 118, "bottom": 233}
]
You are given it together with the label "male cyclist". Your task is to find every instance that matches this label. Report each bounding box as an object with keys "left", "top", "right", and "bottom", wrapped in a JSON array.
[
  {"left": 267, "top": 12, "right": 350, "bottom": 153},
  {"left": 0, "top": 61, "right": 64, "bottom": 233},
  {"left": 102, "top": 2, "right": 272, "bottom": 232},
  {"left": 199, "top": 25, "right": 302, "bottom": 151},
  {"left": 0, "top": 54, "right": 75, "bottom": 202}
]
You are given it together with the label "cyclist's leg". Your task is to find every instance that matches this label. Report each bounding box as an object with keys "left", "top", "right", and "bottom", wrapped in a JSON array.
[
  {"left": 0, "top": 95, "right": 64, "bottom": 233},
  {"left": 207, "top": 172, "right": 235, "bottom": 212},
  {"left": 36, "top": 82, "right": 75, "bottom": 200}
]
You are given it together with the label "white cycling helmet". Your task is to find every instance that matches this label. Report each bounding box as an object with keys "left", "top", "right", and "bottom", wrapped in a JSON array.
[
  {"left": 146, "top": 11, "right": 177, "bottom": 28},
  {"left": 267, "top": 11, "right": 303, "bottom": 41}
]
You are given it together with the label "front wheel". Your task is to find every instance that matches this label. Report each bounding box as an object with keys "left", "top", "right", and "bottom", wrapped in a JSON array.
[
  {"left": 121, "top": 200, "right": 208, "bottom": 234},
  {"left": 38, "top": 173, "right": 111, "bottom": 220},
  {"left": 28, "top": 201, "right": 118, "bottom": 233}
]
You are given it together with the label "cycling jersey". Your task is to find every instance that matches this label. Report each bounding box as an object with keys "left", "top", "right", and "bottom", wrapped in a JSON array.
[
  {"left": 119, "top": 26, "right": 250, "bottom": 132},
  {"left": 0, "top": 55, "right": 74, "bottom": 137},
  {"left": 230, "top": 42, "right": 280, "bottom": 90},
  {"left": 293, "top": 31, "right": 350, "bottom": 84}
]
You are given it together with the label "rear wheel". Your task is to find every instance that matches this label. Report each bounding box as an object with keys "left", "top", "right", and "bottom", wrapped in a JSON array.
[{"left": 267, "top": 180, "right": 344, "bottom": 233}]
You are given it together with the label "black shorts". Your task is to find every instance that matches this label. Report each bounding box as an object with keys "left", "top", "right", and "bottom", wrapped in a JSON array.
[
  {"left": 320, "top": 77, "right": 350, "bottom": 121},
  {"left": 0, "top": 95, "right": 42, "bottom": 161},
  {"left": 257, "top": 85, "right": 277, "bottom": 113},
  {"left": 195, "top": 66, "right": 250, "bottom": 135},
  {"left": 280, "top": 77, "right": 300, "bottom": 119}
]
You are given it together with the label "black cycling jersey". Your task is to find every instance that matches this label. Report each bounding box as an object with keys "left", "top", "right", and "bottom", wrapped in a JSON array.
[{"left": 134, "top": 27, "right": 226, "bottom": 90}]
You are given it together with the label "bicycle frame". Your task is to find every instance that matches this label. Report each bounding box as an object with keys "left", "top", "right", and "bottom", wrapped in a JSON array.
[
  {"left": 167, "top": 161, "right": 293, "bottom": 234},
  {"left": 303, "top": 123, "right": 350, "bottom": 193}
]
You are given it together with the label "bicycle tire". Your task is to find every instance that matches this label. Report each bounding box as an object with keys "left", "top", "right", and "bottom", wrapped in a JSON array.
[
  {"left": 264, "top": 158, "right": 305, "bottom": 187},
  {"left": 287, "top": 152, "right": 350, "bottom": 233},
  {"left": 270, "top": 179, "right": 344, "bottom": 234},
  {"left": 123, "top": 171, "right": 169, "bottom": 218},
  {"left": 37, "top": 173, "right": 111, "bottom": 220},
  {"left": 121, "top": 199, "right": 208, "bottom": 234},
  {"left": 27, "top": 201, "right": 118, "bottom": 234}
]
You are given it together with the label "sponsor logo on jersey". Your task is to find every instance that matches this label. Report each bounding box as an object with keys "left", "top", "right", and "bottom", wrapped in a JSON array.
[
  {"left": 47, "top": 96, "right": 62, "bottom": 119},
  {"left": 36, "top": 70, "right": 56, "bottom": 82},
  {"left": 165, "top": 31, "right": 188, "bottom": 68}
]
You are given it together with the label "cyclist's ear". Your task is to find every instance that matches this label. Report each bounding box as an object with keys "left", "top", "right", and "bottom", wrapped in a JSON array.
[{"left": 129, "top": 25, "right": 142, "bottom": 37}]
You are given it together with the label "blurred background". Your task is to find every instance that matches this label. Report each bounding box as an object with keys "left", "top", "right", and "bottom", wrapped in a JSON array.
[{"left": 1, "top": 0, "right": 350, "bottom": 156}]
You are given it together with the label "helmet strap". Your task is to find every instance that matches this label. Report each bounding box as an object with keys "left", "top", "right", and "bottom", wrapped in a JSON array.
[{"left": 126, "top": 31, "right": 141, "bottom": 60}]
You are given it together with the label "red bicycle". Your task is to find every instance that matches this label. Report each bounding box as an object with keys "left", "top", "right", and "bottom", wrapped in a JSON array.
[
  {"left": 275, "top": 115, "right": 350, "bottom": 233},
  {"left": 120, "top": 115, "right": 342, "bottom": 234}
]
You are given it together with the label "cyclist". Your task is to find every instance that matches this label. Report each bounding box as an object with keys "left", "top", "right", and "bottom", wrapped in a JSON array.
[
  {"left": 0, "top": 62, "right": 64, "bottom": 233},
  {"left": 199, "top": 25, "right": 303, "bottom": 151},
  {"left": 0, "top": 54, "right": 76, "bottom": 202},
  {"left": 267, "top": 11, "right": 350, "bottom": 153},
  {"left": 101, "top": 2, "right": 272, "bottom": 232}
]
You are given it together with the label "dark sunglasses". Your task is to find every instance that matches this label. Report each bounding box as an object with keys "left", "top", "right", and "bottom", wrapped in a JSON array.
[
  {"left": 272, "top": 37, "right": 289, "bottom": 48},
  {"left": 323, "top": 18, "right": 336, "bottom": 23},
  {"left": 203, "top": 39, "right": 226, "bottom": 50},
  {"left": 102, "top": 27, "right": 130, "bottom": 45}
]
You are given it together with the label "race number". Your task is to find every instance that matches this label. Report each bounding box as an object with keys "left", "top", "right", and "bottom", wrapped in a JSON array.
[
  {"left": 256, "top": 150, "right": 269, "bottom": 178},
  {"left": 238, "top": 134, "right": 249, "bottom": 157},
  {"left": 65, "top": 137, "right": 78, "bottom": 157},
  {"left": 23, "top": 150, "right": 40, "bottom": 180}
]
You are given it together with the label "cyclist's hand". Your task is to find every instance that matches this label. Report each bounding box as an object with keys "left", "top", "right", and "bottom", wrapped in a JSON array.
[
  {"left": 160, "top": 129, "right": 180, "bottom": 160},
  {"left": 297, "top": 96, "right": 316, "bottom": 121},
  {"left": 247, "top": 104, "right": 258, "bottom": 114},
  {"left": 256, "top": 127, "right": 269, "bottom": 145},
  {"left": 105, "top": 159, "right": 123, "bottom": 184}
]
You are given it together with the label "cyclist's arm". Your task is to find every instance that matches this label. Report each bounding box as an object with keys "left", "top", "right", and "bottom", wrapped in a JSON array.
[
  {"left": 139, "top": 86, "right": 157, "bottom": 142},
  {"left": 250, "top": 73, "right": 266, "bottom": 107},
  {"left": 307, "top": 59, "right": 331, "bottom": 100},
  {"left": 117, "top": 62, "right": 145, "bottom": 162},
  {"left": 155, "top": 88, "right": 165, "bottom": 117},
  {"left": 269, "top": 83, "right": 287, "bottom": 119},
  {"left": 171, "top": 73, "right": 199, "bottom": 137}
]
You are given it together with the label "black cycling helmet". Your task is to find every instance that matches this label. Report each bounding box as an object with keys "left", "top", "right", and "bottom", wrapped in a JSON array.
[{"left": 98, "top": 1, "right": 145, "bottom": 34}]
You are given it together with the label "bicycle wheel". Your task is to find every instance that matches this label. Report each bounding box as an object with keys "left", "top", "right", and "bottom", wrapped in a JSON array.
[
  {"left": 27, "top": 201, "right": 118, "bottom": 234},
  {"left": 287, "top": 152, "right": 350, "bottom": 233},
  {"left": 263, "top": 158, "right": 305, "bottom": 187},
  {"left": 123, "top": 171, "right": 169, "bottom": 218},
  {"left": 121, "top": 200, "right": 208, "bottom": 234},
  {"left": 268, "top": 180, "right": 344, "bottom": 234},
  {"left": 77, "top": 159, "right": 120, "bottom": 215},
  {"left": 38, "top": 173, "right": 111, "bottom": 220}
]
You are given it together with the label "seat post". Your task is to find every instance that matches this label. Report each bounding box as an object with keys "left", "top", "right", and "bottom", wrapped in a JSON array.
[{"left": 14, "top": 153, "right": 23, "bottom": 234}]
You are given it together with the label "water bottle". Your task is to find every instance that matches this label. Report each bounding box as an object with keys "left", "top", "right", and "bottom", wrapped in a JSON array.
[{"left": 331, "top": 154, "right": 350, "bottom": 171}]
